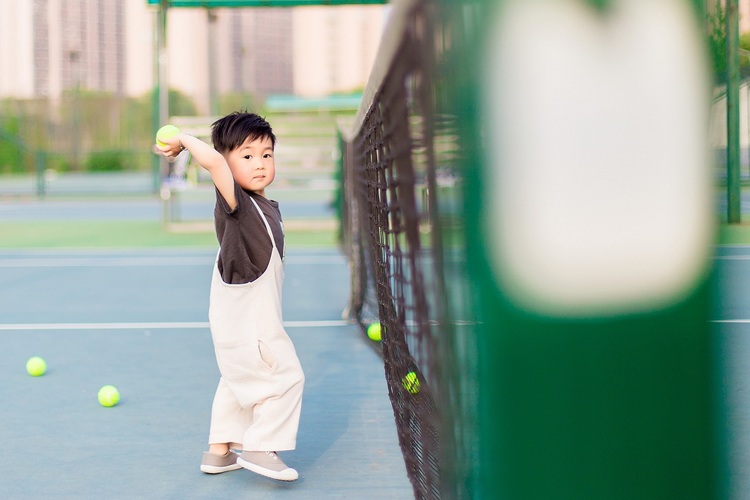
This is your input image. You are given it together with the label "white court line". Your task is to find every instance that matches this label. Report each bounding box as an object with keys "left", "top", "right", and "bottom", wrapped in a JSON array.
[
  {"left": 712, "top": 320, "right": 750, "bottom": 323},
  {"left": 0, "top": 255, "right": 344, "bottom": 267},
  {"left": 0, "top": 257, "right": 209, "bottom": 267},
  {"left": 0, "top": 320, "right": 349, "bottom": 331}
]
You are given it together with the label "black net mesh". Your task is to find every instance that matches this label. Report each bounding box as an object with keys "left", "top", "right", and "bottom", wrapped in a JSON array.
[{"left": 339, "top": 2, "right": 451, "bottom": 498}]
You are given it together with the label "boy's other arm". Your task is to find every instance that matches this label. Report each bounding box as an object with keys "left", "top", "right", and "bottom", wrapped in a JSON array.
[{"left": 157, "top": 134, "right": 237, "bottom": 209}]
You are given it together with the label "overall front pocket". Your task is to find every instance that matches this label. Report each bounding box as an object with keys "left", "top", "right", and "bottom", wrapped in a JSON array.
[{"left": 213, "top": 337, "right": 269, "bottom": 381}]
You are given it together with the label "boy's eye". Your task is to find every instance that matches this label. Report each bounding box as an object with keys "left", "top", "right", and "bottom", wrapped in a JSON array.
[
  {"left": 244, "top": 155, "right": 251, "bottom": 160},
  {"left": 263, "top": 153, "right": 273, "bottom": 158}
]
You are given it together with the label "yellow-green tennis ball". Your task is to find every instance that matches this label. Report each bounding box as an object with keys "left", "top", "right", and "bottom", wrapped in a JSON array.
[
  {"left": 402, "top": 371, "right": 420, "bottom": 394},
  {"left": 156, "top": 124, "right": 181, "bottom": 147},
  {"left": 98, "top": 385, "right": 120, "bottom": 407},
  {"left": 26, "top": 356, "right": 47, "bottom": 377},
  {"left": 367, "top": 322, "right": 382, "bottom": 342}
]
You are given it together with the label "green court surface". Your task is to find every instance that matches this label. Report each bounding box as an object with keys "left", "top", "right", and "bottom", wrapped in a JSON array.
[
  {"left": 0, "top": 182, "right": 339, "bottom": 249},
  {"left": 719, "top": 223, "right": 750, "bottom": 246},
  {"left": 0, "top": 219, "right": 337, "bottom": 249},
  {"left": 0, "top": 193, "right": 411, "bottom": 498},
  {"left": 0, "top": 220, "right": 217, "bottom": 248}
]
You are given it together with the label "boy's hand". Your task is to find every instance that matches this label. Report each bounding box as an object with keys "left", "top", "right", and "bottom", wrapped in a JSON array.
[{"left": 156, "top": 134, "right": 184, "bottom": 158}]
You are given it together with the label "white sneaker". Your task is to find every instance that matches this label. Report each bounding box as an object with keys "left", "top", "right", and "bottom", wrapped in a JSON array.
[
  {"left": 200, "top": 451, "right": 242, "bottom": 474},
  {"left": 237, "top": 451, "right": 299, "bottom": 482}
]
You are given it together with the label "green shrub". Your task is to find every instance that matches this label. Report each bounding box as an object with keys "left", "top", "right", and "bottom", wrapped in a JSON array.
[
  {"left": 85, "top": 150, "right": 126, "bottom": 172},
  {"left": 0, "top": 138, "right": 25, "bottom": 173}
]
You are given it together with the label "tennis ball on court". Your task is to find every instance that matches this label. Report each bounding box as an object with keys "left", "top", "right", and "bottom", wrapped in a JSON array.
[
  {"left": 98, "top": 385, "right": 120, "bottom": 407},
  {"left": 402, "top": 371, "right": 420, "bottom": 394},
  {"left": 367, "top": 322, "right": 382, "bottom": 342},
  {"left": 156, "top": 124, "right": 181, "bottom": 147},
  {"left": 26, "top": 356, "right": 47, "bottom": 377}
]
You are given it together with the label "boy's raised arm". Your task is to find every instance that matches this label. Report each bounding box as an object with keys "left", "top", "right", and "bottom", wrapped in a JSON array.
[{"left": 157, "top": 133, "right": 237, "bottom": 210}]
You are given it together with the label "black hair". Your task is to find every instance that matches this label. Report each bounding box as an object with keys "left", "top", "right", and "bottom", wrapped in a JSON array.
[{"left": 211, "top": 111, "right": 276, "bottom": 154}]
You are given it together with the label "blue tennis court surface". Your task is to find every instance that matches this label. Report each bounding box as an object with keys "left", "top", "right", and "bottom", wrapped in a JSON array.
[
  {"left": 0, "top": 248, "right": 412, "bottom": 499},
  {"left": 714, "top": 246, "right": 750, "bottom": 500},
  {"left": 3, "top": 187, "right": 750, "bottom": 499}
]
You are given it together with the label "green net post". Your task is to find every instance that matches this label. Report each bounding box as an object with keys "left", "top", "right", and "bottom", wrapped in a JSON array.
[{"left": 438, "top": 0, "right": 722, "bottom": 497}]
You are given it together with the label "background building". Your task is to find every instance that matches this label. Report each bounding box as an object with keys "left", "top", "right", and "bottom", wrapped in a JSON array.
[
  {"left": 292, "top": 6, "right": 383, "bottom": 97},
  {"left": 0, "top": 0, "right": 387, "bottom": 113}
]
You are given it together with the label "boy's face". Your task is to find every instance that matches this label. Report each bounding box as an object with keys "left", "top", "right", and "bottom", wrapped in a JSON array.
[{"left": 225, "top": 135, "right": 275, "bottom": 197}]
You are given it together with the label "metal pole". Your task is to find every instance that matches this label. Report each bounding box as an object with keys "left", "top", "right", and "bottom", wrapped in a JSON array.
[
  {"left": 151, "top": 9, "right": 160, "bottom": 193},
  {"left": 35, "top": 151, "right": 46, "bottom": 197},
  {"left": 740, "top": 48, "right": 750, "bottom": 184},
  {"left": 207, "top": 9, "right": 219, "bottom": 117},
  {"left": 159, "top": 1, "right": 169, "bottom": 129},
  {"left": 727, "top": 0, "right": 741, "bottom": 223},
  {"left": 70, "top": 50, "right": 81, "bottom": 170},
  {"left": 152, "top": 1, "right": 170, "bottom": 194}
]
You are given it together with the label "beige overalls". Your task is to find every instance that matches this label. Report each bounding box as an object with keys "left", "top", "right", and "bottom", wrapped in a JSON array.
[{"left": 207, "top": 197, "right": 304, "bottom": 452}]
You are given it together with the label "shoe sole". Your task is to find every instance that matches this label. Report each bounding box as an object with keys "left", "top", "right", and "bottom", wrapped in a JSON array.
[
  {"left": 236, "top": 456, "right": 299, "bottom": 481},
  {"left": 200, "top": 463, "right": 242, "bottom": 474}
]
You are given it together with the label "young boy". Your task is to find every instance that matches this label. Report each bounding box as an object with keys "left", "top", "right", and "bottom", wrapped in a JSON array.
[{"left": 158, "top": 112, "right": 305, "bottom": 482}]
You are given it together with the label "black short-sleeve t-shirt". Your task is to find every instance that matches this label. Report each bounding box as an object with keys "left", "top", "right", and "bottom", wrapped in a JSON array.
[{"left": 214, "top": 183, "right": 284, "bottom": 284}]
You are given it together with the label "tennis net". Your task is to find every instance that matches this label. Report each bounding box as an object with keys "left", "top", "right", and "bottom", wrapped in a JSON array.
[{"left": 339, "top": 0, "right": 473, "bottom": 497}]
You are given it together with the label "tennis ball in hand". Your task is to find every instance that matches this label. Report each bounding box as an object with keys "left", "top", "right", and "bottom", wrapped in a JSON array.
[
  {"left": 402, "top": 371, "right": 420, "bottom": 394},
  {"left": 156, "top": 124, "right": 181, "bottom": 147},
  {"left": 366, "top": 322, "right": 382, "bottom": 342},
  {"left": 26, "top": 356, "right": 47, "bottom": 376},
  {"left": 98, "top": 385, "right": 121, "bottom": 407}
]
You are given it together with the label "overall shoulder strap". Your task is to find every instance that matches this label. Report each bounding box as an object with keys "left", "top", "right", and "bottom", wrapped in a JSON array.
[{"left": 249, "top": 197, "right": 277, "bottom": 251}]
